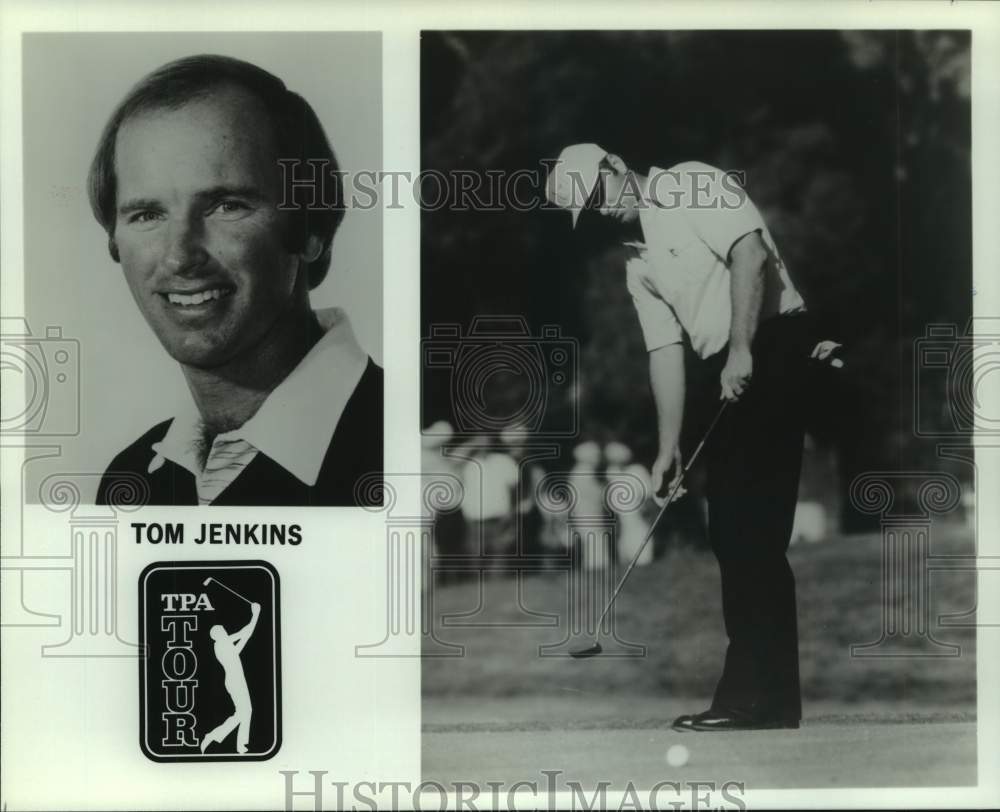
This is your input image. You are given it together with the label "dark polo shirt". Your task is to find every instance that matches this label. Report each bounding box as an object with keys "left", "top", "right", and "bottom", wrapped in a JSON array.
[{"left": 97, "top": 359, "right": 383, "bottom": 508}]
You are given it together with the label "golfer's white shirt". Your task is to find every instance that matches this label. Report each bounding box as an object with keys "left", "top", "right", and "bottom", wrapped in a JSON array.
[
  {"left": 148, "top": 307, "right": 368, "bottom": 504},
  {"left": 626, "top": 162, "right": 805, "bottom": 359}
]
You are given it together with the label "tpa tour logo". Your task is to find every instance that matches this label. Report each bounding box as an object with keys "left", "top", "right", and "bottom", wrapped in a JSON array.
[{"left": 138, "top": 560, "right": 281, "bottom": 762}]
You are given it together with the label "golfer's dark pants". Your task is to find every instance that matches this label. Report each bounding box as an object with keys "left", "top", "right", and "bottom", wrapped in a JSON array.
[{"left": 692, "top": 312, "right": 816, "bottom": 722}]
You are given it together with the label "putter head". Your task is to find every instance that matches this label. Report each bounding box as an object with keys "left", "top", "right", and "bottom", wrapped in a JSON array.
[{"left": 569, "top": 642, "right": 603, "bottom": 659}]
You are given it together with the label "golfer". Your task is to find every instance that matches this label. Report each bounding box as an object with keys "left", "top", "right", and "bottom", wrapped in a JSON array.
[
  {"left": 201, "top": 601, "right": 260, "bottom": 754},
  {"left": 547, "top": 145, "right": 835, "bottom": 732}
]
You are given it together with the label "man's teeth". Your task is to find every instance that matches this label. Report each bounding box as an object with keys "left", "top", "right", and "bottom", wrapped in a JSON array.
[{"left": 166, "top": 289, "right": 231, "bottom": 306}]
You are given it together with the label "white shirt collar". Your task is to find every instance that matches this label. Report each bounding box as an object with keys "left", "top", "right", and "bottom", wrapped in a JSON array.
[{"left": 151, "top": 307, "right": 369, "bottom": 487}]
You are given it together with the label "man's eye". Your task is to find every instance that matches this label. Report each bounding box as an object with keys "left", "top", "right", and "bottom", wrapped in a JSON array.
[
  {"left": 213, "top": 200, "right": 251, "bottom": 216},
  {"left": 128, "top": 211, "right": 162, "bottom": 225}
]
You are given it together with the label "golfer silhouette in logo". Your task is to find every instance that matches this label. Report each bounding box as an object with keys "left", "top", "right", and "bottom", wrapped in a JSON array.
[{"left": 201, "top": 601, "right": 261, "bottom": 754}]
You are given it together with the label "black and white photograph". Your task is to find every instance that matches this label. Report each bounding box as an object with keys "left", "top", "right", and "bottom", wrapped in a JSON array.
[
  {"left": 16, "top": 32, "right": 383, "bottom": 507},
  {"left": 419, "top": 28, "right": 983, "bottom": 796},
  {"left": 1, "top": 2, "right": 999, "bottom": 811}
]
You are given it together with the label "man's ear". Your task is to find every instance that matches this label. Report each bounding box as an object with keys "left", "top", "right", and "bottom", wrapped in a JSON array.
[
  {"left": 300, "top": 234, "right": 324, "bottom": 264},
  {"left": 605, "top": 154, "right": 629, "bottom": 175}
]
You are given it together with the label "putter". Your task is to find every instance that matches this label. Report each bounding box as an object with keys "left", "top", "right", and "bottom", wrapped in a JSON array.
[
  {"left": 570, "top": 400, "right": 729, "bottom": 659},
  {"left": 203, "top": 576, "right": 252, "bottom": 605}
]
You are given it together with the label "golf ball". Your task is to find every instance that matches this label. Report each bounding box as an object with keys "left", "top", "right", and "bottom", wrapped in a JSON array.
[{"left": 665, "top": 744, "right": 690, "bottom": 767}]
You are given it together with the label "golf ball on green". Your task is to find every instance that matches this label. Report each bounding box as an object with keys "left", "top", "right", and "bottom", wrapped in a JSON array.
[{"left": 665, "top": 744, "right": 689, "bottom": 767}]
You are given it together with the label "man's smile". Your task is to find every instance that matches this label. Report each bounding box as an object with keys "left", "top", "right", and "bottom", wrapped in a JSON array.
[
  {"left": 161, "top": 286, "right": 235, "bottom": 307},
  {"left": 155, "top": 283, "right": 237, "bottom": 322}
]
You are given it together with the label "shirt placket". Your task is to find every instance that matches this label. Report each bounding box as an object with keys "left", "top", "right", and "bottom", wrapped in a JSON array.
[{"left": 197, "top": 435, "right": 258, "bottom": 505}]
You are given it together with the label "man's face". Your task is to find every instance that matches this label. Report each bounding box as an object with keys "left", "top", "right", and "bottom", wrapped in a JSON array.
[
  {"left": 113, "top": 85, "right": 305, "bottom": 370},
  {"left": 596, "top": 161, "right": 642, "bottom": 225}
]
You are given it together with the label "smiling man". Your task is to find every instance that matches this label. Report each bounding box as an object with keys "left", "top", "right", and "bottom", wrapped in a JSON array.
[{"left": 91, "top": 55, "right": 382, "bottom": 507}]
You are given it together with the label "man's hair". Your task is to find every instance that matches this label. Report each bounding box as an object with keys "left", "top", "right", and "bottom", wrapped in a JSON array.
[{"left": 87, "top": 54, "right": 343, "bottom": 290}]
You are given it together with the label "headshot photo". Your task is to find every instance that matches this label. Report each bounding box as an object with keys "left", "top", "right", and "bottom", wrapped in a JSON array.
[{"left": 19, "top": 33, "right": 383, "bottom": 506}]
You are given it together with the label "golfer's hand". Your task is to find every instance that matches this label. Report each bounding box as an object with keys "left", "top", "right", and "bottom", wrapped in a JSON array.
[
  {"left": 811, "top": 340, "right": 844, "bottom": 368},
  {"left": 720, "top": 346, "right": 753, "bottom": 402},
  {"left": 651, "top": 446, "right": 685, "bottom": 507},
  {"left": 251, "top": 602, "right": 261, "bottom": 616}
]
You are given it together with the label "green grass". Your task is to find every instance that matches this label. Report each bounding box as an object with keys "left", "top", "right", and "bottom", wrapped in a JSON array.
[{"left": 422, "top": 524, "right": 977, "bottom": 705}]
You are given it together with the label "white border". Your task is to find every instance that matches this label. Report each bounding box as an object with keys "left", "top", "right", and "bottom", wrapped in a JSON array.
[{"left": 1, "top": 1, "right": 997, "bottom": 810}]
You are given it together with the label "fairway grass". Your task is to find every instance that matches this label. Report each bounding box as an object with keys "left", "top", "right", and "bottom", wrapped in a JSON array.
[{"left": 423, "top": 524, "right": 977, "bottom": 705}]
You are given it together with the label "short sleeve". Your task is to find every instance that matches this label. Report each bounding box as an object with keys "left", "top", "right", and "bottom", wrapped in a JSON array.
[
  {"left": 652, "top": 162, "right": 766, "bottom": 263},
  {"left": 625, "top": 256, "right": 683, "bottom": 352}
]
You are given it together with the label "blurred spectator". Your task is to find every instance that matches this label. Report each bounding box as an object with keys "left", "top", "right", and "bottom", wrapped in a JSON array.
[
  {"left": 421, "top": 421, "right": 467, "bottom": 582},
  {"left": 460, "top": 440, "right": 518, "bottom": 571},
  {"left": 961, "top": 486, "right": 975, "bottom": 527},
  {"left": 570, "top": 441, "right": 611, "bottom": 571},
  {"left": 791, "top": 501, "right": 827, "bottom": 545},
  {"left": 501, "top": 424, "right": 547, "bottom": 558},
  {"left": 604, "top": 441, "right": 654, "bottom": 567}
]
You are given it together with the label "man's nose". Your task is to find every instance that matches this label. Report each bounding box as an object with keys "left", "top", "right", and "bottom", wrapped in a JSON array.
[{"left": 162, "top": 216, "right": 208, "bottom": 273}]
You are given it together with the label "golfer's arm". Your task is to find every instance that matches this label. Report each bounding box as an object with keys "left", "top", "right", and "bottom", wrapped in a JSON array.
[
  {"left": 649, "top": 344, "right": 685, "bottom": 455},
  {"left": 232, "top": 616, "right": 259, "bottom": 654},
  {"left": 727, "top": 231, "right": 767, "bottom": 352}
]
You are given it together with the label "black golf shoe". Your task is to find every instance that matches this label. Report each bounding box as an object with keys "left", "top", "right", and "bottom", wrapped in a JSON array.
[{"left": 672, "top": 708, "right": 799, "bottom": 732}]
